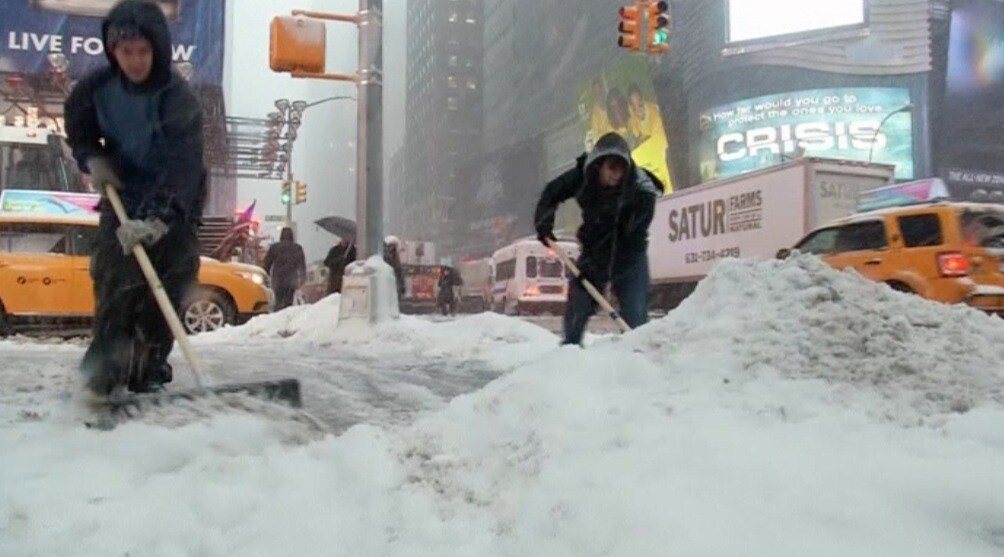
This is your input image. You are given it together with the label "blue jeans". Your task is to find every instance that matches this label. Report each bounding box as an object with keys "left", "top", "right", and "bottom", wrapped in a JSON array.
[{"left": 562, "top": 254, "right": 650, "bottom": 345}]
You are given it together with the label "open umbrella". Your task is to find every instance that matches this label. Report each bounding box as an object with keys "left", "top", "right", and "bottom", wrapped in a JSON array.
[{"left": 314, "top": 215, "right": 357, "bottom": 241}]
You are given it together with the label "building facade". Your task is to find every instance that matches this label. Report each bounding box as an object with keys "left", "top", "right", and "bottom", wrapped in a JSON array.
[
  {"left": 398, "top": 0, "right": 484, "bottom": 255},
  {"left": 403, "top": 0, "right": 999, "bottom": 262}
]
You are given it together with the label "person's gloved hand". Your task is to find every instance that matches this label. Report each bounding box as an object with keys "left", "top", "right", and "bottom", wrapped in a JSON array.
[
  {"left": 536, "top": 227, "right": 556, "bottom": 247},
  {"left": 86, "top": 156, "right": 121, "bottom": 194},
  {"left": 116, "top": 218, "right": 169, "bottom": 254}
]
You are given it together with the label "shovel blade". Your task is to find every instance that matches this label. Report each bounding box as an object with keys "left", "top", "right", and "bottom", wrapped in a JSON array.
[{"left": 104, "top": 378, "right": 302, "bottom": 417}]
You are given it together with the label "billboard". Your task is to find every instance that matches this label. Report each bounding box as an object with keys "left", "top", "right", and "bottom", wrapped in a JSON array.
[
  {"left": 697, "top": 87, "right": 914, "bottom": 182},
  {"left": 0, "top": 0, "right": 225, "bottom": 85},
  {"left": 726, "top": 0, "right": 867, "bottom": 45},
  {"left": 946, "top": 0, "right": 1004, "bottom": 96},
  {"left": 577, "top": 56, "right": 673, "bottom": 192},
  {"left": 940, "top": 0, "right": 1004, "bottom": 197}
]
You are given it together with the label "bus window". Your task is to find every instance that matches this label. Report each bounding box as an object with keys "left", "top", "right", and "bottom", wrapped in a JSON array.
[
  {"left": 0, "top": 134, "right": 86, "bottom": 193},
  {"left": 2, "top": 144, "right": 59, "bottom": 191},
  {"left": 539, "top": 259, "right": 563, "bottom": 278},
  {"left": 495, "top": 258, "right": 515, "bottom": 281}
]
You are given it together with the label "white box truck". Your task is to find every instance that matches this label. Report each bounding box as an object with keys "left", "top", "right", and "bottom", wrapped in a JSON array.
[{"left": 648, "top": 157, "right": 896, "bottom": 309}]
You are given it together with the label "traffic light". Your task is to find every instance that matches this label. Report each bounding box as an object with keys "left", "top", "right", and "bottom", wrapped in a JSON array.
[
  {"left": 281, "top": 181, "right": 292, "bottom": 205},
  {"left": 647, "top": 1, "right": 671, "bottom": 54},
  {"left": 295, "top": 181, "right": 307, "bottom": 205},
  {"left": 618, "top": 3, "right": 643, "bottom": 51}
]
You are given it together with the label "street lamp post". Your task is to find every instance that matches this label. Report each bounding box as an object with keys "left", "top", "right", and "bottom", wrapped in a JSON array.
[
  {"left": 269, "top": 98, "right": 301, "bottom": 229},
  {"left": 269, "top": 96, "right": 355, "bottom": 230},
  {"left": 868, "top": 103, "right": 913, "bottom": 164}
]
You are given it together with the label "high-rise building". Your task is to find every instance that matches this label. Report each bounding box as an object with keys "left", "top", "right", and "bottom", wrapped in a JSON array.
[
  {"left": 468, "top": 1, "right": 622, "bottom": 255},
  {"left": 386, "top": 146, "right": 408, "bottom": 232},
  {"left": 399, "top": 0, "right": 484, "bottom": 255}
]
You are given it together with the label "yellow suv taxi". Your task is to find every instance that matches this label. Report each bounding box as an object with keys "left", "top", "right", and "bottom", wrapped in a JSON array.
[
  {"left": 788, "top": 198, "right": 1004, "bottom": 315},
  {"left": 0, "top": 191, "right": 273, "bottom": 335}
]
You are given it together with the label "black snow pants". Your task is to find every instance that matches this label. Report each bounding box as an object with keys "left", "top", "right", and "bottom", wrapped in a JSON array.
[{"left": 81, "top": 208, "right": 200, "bottom": 395}]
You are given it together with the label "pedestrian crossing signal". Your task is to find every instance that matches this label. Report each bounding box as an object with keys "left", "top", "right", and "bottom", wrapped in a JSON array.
[
  {"left": 295, "top": 181, "right": 307, "bottom": 205},
  {"left": 269, "top": 16, "right": 326, "bottom": 73},
  {"left": 281, "top": 181, "right": 292, "bottom": 205}
]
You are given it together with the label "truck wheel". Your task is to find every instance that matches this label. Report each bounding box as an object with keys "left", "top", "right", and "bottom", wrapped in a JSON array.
[{"left": 182, "top": 289, "right": 235, "bottom": 334}]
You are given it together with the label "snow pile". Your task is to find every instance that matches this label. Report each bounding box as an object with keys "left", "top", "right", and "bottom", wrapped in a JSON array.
[
  {"left": 396, "top": 346, "right": 1004, "bottom": 556},
  {"left": 629, "top": 254, "right": 1004, "bottom": 423},
  {"left": 3, "top": 255, "right": 1004, "bottom": 556},
  {"left": 198, "top": 292, "right": 342, "bottom": 343},
  {"left": 200, "top": 297, "right": 558, "bottom": 369},
  {"left": 369, "top": 313, "right": 558, "bottom": 365}
]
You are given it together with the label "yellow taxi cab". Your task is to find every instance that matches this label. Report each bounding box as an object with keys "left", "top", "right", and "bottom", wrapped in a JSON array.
[
  {"left": 0, "top": 190, "right": 273, "bottom": 335},
  {"left": 785, "top": 179, "right": 1004, "bottom": 314}
]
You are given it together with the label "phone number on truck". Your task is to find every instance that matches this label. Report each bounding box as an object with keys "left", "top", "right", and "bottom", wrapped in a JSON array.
[{"left": 684, "top": 247, "right": 741, "bottom": 264}]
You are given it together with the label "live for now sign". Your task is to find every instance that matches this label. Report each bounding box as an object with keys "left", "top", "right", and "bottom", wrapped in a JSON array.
[{"left": 0, "top": 0, "right": 225, "bottom": 86}]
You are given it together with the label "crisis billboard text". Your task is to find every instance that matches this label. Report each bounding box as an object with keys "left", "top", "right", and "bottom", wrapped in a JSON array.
[
  {"left": 0, "top": 0, "right": 225, "bottom": 85},
  {"left": 698, "top": 87, "right": 914, "bottom": 181},
  {"left": 577, "top": 56, "right": 673, "bottom": 192}
]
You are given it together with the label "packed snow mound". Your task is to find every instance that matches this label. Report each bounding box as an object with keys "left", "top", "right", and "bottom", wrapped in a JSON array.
[
  {"left": 372, "top": 312, "right": 557, "bottom": 360},
  {"left": 198, "top": 294, "right": 557, "bottom": 366},
  {"left": 0, "top": 336, "right": 88, "bottom": 350},
  {"left": 196, "top": 293, "right": 342, "bottom": 344},
  {"left": 630, "top": 254, "right": 1004, "bottom": 422}
]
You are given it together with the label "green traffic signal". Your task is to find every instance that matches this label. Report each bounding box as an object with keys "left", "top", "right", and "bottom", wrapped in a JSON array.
[
  {"left": 281, "top": 181, "right": 292, "bottom": 204},
  {"left": 653, "top": 29, "right": 669, "bottom": 45}
]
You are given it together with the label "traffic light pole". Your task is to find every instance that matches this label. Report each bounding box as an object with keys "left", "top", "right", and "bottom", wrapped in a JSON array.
[
  {"left": 285, "top": 149, "right": 294, "bottom": 230},
  {"left": 287, "top": 4, "right": 382, "bottom": 258},
  {"left": 356, "top": 0, "right": 383, "bottom": 259}
]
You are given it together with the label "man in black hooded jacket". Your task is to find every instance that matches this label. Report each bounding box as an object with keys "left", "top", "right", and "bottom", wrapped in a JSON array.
[
  {"left": 65, "top": 0, "right": 204, "bottom": 395},
  {"left": 263, "top": 227, "right": 307, "bottom": 311},
  {"left": 534, "top": 132, "right": 663, "bottom": 345}
]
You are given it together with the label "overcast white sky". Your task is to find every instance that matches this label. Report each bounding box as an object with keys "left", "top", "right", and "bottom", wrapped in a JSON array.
[{"left": 224, "top": 0, "right": 406, "bottom": 261}]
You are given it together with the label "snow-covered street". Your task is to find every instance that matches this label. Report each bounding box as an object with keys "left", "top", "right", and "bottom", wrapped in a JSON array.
[{"left": 2, "top": 255, "right": 1004, "bottom": 556}]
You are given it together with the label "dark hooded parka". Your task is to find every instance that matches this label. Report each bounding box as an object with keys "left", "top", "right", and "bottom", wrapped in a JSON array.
[{"left": 65, "top": 0, "right": 204, "bottom": 394}]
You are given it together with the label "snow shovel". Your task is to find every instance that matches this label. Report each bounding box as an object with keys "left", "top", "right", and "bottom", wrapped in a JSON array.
[
  {"left": 545, "top": 238, "right": 632, "bottom": 333},
  {"left": 100, "top": 187, "right": 304, "bottom": 416}
]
